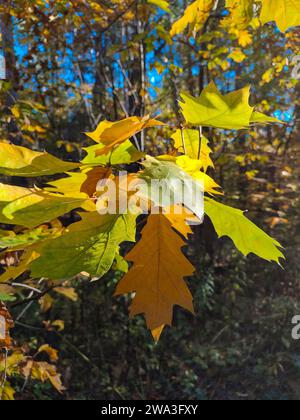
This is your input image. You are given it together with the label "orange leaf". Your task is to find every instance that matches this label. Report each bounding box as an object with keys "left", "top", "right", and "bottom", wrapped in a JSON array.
[
  {"left": 115, "top": 213, "right": 195, "bottom": 341},
  {"left": 0, "top": 303, "right": 14, "bottom": 350}
]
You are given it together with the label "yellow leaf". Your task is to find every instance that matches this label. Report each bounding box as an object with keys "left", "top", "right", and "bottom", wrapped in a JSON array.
[
  {"left": 0, "top": 142, "right": 80, "bottom": 177},
  {"left": 170, "top": 0, "right": 214, "bottom": 36},
  {"left": 260, "top": 0, "right": 300, "bottom": 32},
  {"left": 115, "top": 213, "right": 195, "bottom": 341},
  {"left": 85, "top": 116, "right": 163, "bottom": 156},
  {"left": 172, "top": 129, "right": 214, "bottom": 172},
  {"left": 55, "top": 287, "right": 78, "bottom": 302},
  {"left": 38, "top": 344, "right": 59, "bottom": 362},
  {"left": 176, "top": 155, "right": 222, "bottom": 195},
  {"left": 229, "top": 48, "right": 247, "bottom": 63},
  {"left": 225, "top": 0, "right": 254, "bottom": 29}
]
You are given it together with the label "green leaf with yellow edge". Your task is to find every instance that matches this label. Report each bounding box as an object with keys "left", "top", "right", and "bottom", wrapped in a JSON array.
[
  {"left": 170, "top": 0, "right": 214, "bottom": 36},
  {"left": 0, "top": 183, "right": 88, "bottom": 228},
  {"left": 30, "top": 212, "right": 138, "bottom": 280},
  {"left": 81, "top": 140, "right": 144, "bottom": 166},
  {"left": 171, "top": 129, "right": 214, "bottom": 171},
  {"left": 0, "top": 224, "right": 63, "bottom": 250},
  {"left": 260, "top": 0, "right": 300, "bottom": 32},
  {"left": 179, "top": 81, "right": 283, "bottom": 130},
  {"left": 0, "top": 143, "right": 80, "bottom": 177},
  {"left": 204, "top": 197, "right": 284, "bottom": 263}
]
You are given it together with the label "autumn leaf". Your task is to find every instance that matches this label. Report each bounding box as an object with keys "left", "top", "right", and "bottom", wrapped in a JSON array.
[
  {"left": 0, "top": 302, "right": 14, "bottom": 350},
  {"left": 179, "top": 81, "right": 282, "bottom": 130},
  {"left": 170, "top": 0, "right": 214, "bottom": 36},
  {"left": 204, "top": 197, "right": 285, "bottom": 263},
  {"left": 225, "top": 0, "right": 254, "bottom": 30},
  {"left": 21, "top": 360, "right": 65, "bottom": 393},
  {"left": 260, "top": 0, "right": 300, "bottom": 32},
  {"left": 0, "top": 248, "right": 40, "bottom": 283},
  {"left": 38, "top": 344, "right": 59, "bottom": 362},
  {"left": 30, "top": 212, "right": 138, "bottom": 280},
  {"left": 175, "top": 155, "right": 222, "bottom": 195},
  {"left": 148, "top": 0, "right": 171, "bottom": 13},
  {"left": 0, "top": 183, "right": 89, "bottom": 228},
  {"left": 54, "top": 287, "right": 78, "bottom": 302},
  {"left": 85, "top": 116, "right": 163, "bottom": 156},
  {"left": 115, "top": 213, "right": 195, "bottom": 341},
  {"left": 171, "top": 129, "right": 214, "bottom": 171},
  {"left": 164, "top": 204, "right": 199, "bottom": 239},
  {"left": 0, "top": 142, "right": 80, "bottom": 177},
  {"left": 137, "top": 156, "right": 205, "bottom": 219},
  {"left": 81, "top": 140, "right": 144, "bottom": 166}
]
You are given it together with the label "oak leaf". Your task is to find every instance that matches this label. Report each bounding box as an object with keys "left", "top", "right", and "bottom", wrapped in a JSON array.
[
  {"left": 115, "top": 213, "right": 195, "bottom": 341},
  {"left": 85, "top": 116, "right": 163, "bottom": 156}
]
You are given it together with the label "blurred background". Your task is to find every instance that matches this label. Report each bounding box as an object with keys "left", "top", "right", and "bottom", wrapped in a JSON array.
[{"left": 1, "top": 0, "right": 300, "bottom": 400}]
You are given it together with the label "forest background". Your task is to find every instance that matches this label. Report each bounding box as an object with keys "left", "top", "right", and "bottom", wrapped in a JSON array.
[{"left": 0, "top": 0, "right": 300, "bottom": 400}]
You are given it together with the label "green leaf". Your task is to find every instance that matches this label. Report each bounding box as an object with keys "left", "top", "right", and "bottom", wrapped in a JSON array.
[
  {"left": 30, "top": 212, "right": 137, "bottom": 280},
  {"left": 250, "top": 111, "right": 283, "bottom": 125},
  {"left": 81, "top": 140, "right": 144, "bottom": 166},
  {"left": 204, "top": 197, "right": 284, "bottom": 263},
  {"left": 180, "top": 82, "right": 254, "bottom": 129},
  {"left": 0, "top": 293, "right": 16, "bottom": 302},
  {"left": 179, "top": 81, "right": 283, "bottom": 130},
  {"left": 0, "top": 225, "right": 62, "bottom": 250},
  {"left": 0, "top": 183, "right": 87, "bottom": 228},
  {"left": 0, "top": 143, "right": 80, "bottom": 177}
]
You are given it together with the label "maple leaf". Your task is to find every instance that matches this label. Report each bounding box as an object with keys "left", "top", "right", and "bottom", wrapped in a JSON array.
[
  {"left": 170, "top": 0, "right": 214, "bottom": 36},
  {"left": 115, "top": 213, "right": 195, "bottom": 341},
  {"left": 0, "top": 183, "right": 88, "bottom": 228},
  {"left": 171, "top": 129, "right": 214, "bottom": 172},
  {"left": 0, "top": 142, "right": 79, "bottom": 177},
  {"left": 225, "top": 0, "right": 254, "bottom": 30},
  {"left": 260, "top": 0, "right": 300, "bottom": 32},
  {"left": 0, "top": 302, "right": 14, "bottom": 350},
  {"left": 179, "top": 81, "right": 282, "bottom": 130},
  {"left": 205, "top": 197, "right": 285, "bottom": 263},
  {"left": 85, "top": 116, "right": 163, "bottom": 156},
  {"left": 30, "top": 212, "right": 137, "bottom": 280}
]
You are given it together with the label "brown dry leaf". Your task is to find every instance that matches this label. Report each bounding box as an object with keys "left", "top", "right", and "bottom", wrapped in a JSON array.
[
  {"left": 22, "top": 359, "right": 65, "bottom": 393},
  {"left": 115, "top": 213, "right": 195, "bottom": 341},
  {"left": 0, "top": 302, "right": 14, "bottom": 350}
]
